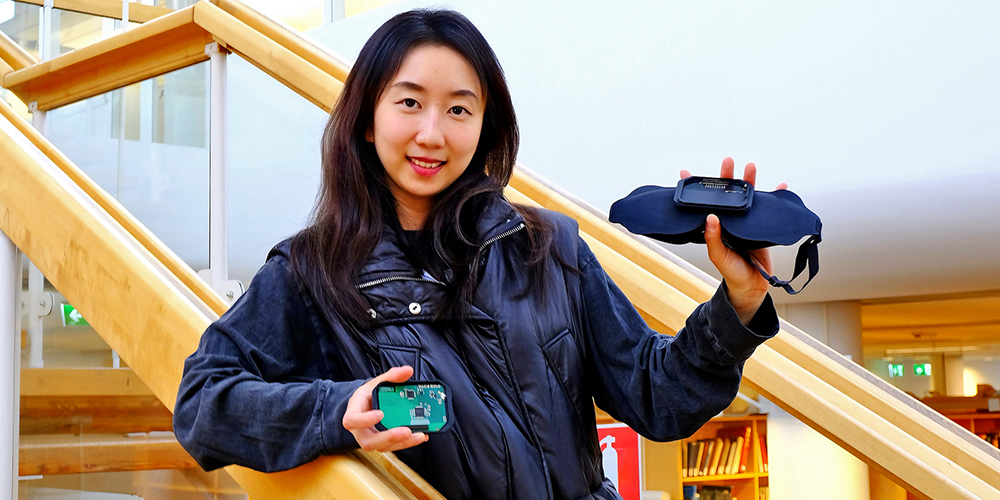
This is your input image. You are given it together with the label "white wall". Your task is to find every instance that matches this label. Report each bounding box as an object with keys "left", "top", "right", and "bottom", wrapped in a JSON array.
[
  {"left": 963, "top": 357, "right": 1000, "bottom": 397},
  {"left": 311, "top": 0, "right": 1000, "bottom": 304},
  {"left": 769, "top": 406, "right": 870, "bottom": 500}
]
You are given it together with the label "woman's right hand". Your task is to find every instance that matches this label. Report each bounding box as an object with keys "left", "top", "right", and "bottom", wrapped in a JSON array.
[{"left": 343, "top": 365, "right": 429, "bottom": 452}]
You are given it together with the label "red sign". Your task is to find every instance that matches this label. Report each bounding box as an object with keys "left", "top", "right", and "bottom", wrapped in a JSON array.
[{"left": 596, "top": 423, "right": 642, "bottom": 500}]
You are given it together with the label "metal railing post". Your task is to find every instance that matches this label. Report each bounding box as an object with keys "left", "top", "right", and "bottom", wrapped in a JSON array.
[
  {"left": 26, "top": 110, "right": 46, "bottom": 368},
  {"left": 0, "top": 231, "right": 21, "bottom": 499},
  {"left": 207, "top": 42, "right": 228, "bottom": 293}
]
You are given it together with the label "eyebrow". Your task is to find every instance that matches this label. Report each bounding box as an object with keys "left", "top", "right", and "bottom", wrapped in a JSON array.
[{"left": 391, "top": 81, "right": 480, "bottom": 102}]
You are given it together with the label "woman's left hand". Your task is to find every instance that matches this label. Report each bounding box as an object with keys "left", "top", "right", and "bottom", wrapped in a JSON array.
[{"left": 680, "top": 158, "right": 787, "bottom": 326}]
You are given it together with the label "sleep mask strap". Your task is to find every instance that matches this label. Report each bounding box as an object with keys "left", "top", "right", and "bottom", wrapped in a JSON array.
[{"left": 735, "top": 235, "right": 821, "bottom": 295}]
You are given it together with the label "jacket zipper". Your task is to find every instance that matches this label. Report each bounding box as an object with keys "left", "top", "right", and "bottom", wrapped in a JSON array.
[
  {"left": 479, "top": 222, "right": 525, "bottom": 252},
  {"left": 471, "top": 222, "right": 525, "bottom": 277},
  {"left": 357, "top": 275, "right": 444, "bottom": 290}
]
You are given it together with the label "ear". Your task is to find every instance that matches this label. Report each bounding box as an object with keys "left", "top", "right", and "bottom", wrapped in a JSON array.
[{"left": 365, "top": 127, "right": 374, "bottom": 143}]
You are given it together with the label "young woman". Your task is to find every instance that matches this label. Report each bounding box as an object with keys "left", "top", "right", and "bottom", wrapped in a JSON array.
[{"left": 174, "top": 9, "right": 779, "bottom": 500}]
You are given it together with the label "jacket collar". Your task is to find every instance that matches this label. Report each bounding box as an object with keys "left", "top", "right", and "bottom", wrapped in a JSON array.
[{"left": 356, "top": 194, "right": 523, "bottom": 285}]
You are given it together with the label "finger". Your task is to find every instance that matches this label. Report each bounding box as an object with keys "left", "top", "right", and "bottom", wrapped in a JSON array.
[
  {"left": 719, "top": 157, "right": 735, "bottom": 179},
  {"left": 747, "top": 248, "right": 775, "bottom": 275},
  {"left": 775, "top": 182, "right": 788, "bottom": 191},
  {"left": 343, "top": 409, "right": 384, "bottom": 431},
  {"left": 679, "top": 169, "right": 692, "bottom": 179},
  {"left": 704, "top": 214, "right": 727, "bottom": 268},
  {"left": 358, "top": 365, "right": 415, "bottom": 395},
  {"left": 358, "top": 426, "right": 417, "bottom": 452},
  {"left": 371, "top": 365, "right": 414, "bottom": 386},
  {"left": 345, "top": 365, "right": 415, "bottom": 415},
  {"left": 742, "top": 162, "right": 757, "bottom": 187},
  {"left": 381, "top": 432, "right": 430, "bottom": 453}
]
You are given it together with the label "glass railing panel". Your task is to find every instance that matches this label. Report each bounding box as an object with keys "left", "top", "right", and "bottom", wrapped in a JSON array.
[
  {"left": 1, "top": 1, "right": 40, "bottom": 59},
  {"left": 51, "top": 8, "right": 109, "bottom": 55},
  {"left": 226, "top": 53, "right": 328, "bottom": 287},
  {"left": 44, "top": 62, "right": 210, "bottom": 272}
]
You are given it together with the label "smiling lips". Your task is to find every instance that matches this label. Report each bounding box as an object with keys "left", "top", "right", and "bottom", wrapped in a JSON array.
[{"left": 409, "top": 157, "right": 445, "bottom": 176}]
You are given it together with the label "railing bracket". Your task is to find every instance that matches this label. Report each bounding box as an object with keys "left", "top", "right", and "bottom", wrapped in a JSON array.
[
  {"left": 197, "top": 269, "right": 243, "bottom": 304},
  {"left": 28, "top": 292, "right": 53, "bottom": 318}
]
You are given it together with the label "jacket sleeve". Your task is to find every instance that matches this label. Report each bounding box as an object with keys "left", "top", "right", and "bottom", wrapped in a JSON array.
[
  {"left": 577, "top": 238, "right": 778, "bottom": 441},
  {"left": 173, "top": 255, "right": 365, "bottom": 472}
]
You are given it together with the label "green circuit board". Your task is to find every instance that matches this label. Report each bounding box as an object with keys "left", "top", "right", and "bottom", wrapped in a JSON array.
[{"left": 375, "top": 383, "right": 449, "bottom": 432}]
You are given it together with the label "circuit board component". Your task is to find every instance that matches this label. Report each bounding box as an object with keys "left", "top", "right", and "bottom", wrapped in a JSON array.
[{"left": 374, "top": 382, "right": 450, "bottom": 432}]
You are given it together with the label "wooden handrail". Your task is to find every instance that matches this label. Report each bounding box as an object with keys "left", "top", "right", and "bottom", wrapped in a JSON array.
[
  {"left": 213, "top": 0, "right": 350, "bottom": 82},
  {"left": 192, "top": 1, "right": 343, "bottom": 112},
  {"left": 0, "top": 30, "right": 36, "bottom": 73},
  {"left": 0, "top": 2, "right": 343, "bottom": 113},
  {"left": 4, "top": 6, "right": 212, "bottom": 111},
  {"left": 16, "top": 0, "right": 172, "bottom": 23}
]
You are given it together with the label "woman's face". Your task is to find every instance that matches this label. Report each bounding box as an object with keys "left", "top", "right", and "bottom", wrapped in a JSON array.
[{"left": 370, "top": 44, "right": 486, "bottom": 229}]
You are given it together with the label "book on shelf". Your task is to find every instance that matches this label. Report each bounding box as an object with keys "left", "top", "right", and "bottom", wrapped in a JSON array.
[
  {"left": 708, "top": 437, "right": 724, "bottom": 476},
  {"left": 759, "top": 485, "right": 770, "bottom": 500},
  {"left": 682, "top": 422, "right": 762, "bottom": 478},
  {"left": 682, "top": 441, "right": 688, "bottom": 478},
  {"left": 694, "top": 440, "right": 705, "bottom": 477},
  {"left": 738, "top": 425, "right": 752, "bottom": 473},
  {"left": 715, "top": 437, "right": 731, "bottom": 475},
  {"left": 723, "top": 434, "right": 744, "bottom": 475},
  {"left": 700, "top": 439, "right": 715, "bottom": 476},
  {"left": 758, "top": 434, "right": 768, "bottom": 473}
]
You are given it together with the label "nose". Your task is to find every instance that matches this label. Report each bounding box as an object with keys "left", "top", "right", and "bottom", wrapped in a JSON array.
[{"left": 415, "top": 112, "right": 445, "bottom": 149}]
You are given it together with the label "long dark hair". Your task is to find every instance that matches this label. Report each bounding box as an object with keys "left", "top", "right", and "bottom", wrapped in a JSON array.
[{"left": 291, "top": 9, "right": 556, "bottom": 326}]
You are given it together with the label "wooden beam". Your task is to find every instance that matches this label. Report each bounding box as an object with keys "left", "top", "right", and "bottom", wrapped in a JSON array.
[
  {"left": 20, "top": 395, "right": 173, "bottom": 435},
  {"left": 21, "top": 368, "right": 154, "bottom": 397},
  {"left": 192, "top": 1, "right": 343, "bottom": 113},
  {"left": 19, "top": 433, "right": 198, "bottom": 475},
  {"left": 215, "top": 0, "right": 350, "bottom": 82},
  {"left": 3, "top": 6, "right": 212, "bottom": 111},
  {"left": 16, "top": 0, "right": 172, "bottom": 24}
]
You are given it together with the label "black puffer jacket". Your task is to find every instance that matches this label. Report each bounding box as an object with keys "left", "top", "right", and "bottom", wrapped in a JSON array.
[{"left": 173, "top": 198, "right": 778, "bottom": 500}]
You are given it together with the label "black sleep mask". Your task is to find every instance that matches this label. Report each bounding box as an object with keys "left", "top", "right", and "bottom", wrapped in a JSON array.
[{"left": 609, "top": 180, "right": 822, "bottom": 294}]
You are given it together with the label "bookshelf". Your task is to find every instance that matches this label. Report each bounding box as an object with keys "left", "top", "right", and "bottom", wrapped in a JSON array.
[
  {"left": 597, "top": 406, "right": 768, "bottom": 500},
  {"left": 679, "top": 415, "right": 768, "bottom": 500}
]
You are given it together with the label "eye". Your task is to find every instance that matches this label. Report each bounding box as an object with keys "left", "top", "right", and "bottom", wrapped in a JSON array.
[
  {"left": 449, "top": 106, "right": 470, "bottom": 116},
  {"left": 400, "top": 98, "right": 418, "bottom": 108}
]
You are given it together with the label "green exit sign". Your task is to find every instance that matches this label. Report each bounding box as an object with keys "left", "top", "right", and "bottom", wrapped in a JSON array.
[
  {"left": 61, "top": 304, "right": 90, "bottom": 327},
  {"left": 914, "top": 363, "right": 932, "bottom": 377},
  {"left": 888, "top": 364, "right": 904, "bottom": 378}
]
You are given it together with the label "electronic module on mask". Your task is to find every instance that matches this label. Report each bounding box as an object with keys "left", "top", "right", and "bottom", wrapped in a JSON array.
[{"left": 609, "top": 176, "right": 822, "bottom": 294}]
